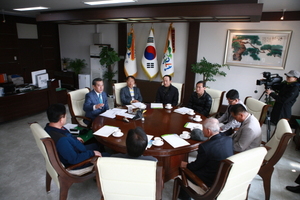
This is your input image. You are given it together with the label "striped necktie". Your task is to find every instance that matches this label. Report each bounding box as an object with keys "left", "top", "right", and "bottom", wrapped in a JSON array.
[{"left": 99, "top": 93, "right": 103, "bottom": 104}]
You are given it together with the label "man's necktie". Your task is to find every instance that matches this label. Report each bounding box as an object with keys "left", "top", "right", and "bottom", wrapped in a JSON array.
[{"left": 99, "top": 93, "right": 103, "bottom": 104}]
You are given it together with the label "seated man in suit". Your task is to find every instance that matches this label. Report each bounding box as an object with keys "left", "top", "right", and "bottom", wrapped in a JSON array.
[
  {"left": 44, "top": 103, "right": 103, "bottom": 168},
  {"left": 120, "top": 76, "right": 143, "bottom": 106},
  {"left": 230, "top": 104, "right": 262, "bottom": 153},
  {"left": 156, "top": 75, "right": 179, "bottom": 107},
  {"left": 179, "top": 117, "right": 233, "bottom": 200},
  {"left": 187, "top": 81, "right": 212, "bottom": 117},
  {"left": 83, "top": 78, "right": 109, "bottom": 124},
  {"left": 218, "top": 89, "right": 246, "bottom": 136},
  {"left": 112, "top": 127, "right": 157, "bottom": 161}
]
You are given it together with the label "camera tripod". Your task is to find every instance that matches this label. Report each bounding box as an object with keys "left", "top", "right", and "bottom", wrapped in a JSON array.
[{"left": 259, "top": 90, "right": 272, "bottom": 141}]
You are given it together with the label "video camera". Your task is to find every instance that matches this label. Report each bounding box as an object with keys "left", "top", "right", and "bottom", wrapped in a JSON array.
[{"left": 256, "top": 72, "right": 283, "bottom": 89}]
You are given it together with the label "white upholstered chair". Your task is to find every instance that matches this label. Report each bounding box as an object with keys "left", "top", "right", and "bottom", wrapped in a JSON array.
[
  {"left": 112, "top": 82, "right": 127, "bottom": 107},
  {"left": 205, "top": 88, "right": 225, "bottom": 117},
  {"left": 244, "top": 96, "right": 270, "bottom": 126},
  {"left": 67, "top": 87, "right": 91, "bottom": 127},
  {"left": 172, "top": 82, "right": 185, "bottom": 106},
  {"left": 30, "top": 123, "right": 95, "bottom": 200},
  {"left": 172, "top": 147, "right": 267, "bottom": 200},
  {"left": 259, "top": 119, "right": 295, "bottom": 200},
  {"left": 94, "top": 157, "right": 163, "bottom": 200}
]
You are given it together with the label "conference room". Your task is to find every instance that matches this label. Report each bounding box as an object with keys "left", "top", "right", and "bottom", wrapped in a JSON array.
[{"left": 1, "top": 0, "right": 300, "bottom": 200}]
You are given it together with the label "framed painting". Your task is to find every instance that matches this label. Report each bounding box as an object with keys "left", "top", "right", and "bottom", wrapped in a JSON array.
[{"left": 224, "top": 30, "right": 292, "bottom": 69}]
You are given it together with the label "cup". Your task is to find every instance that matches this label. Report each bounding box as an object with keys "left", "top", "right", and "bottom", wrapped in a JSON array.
[
  {"left": 128, "top": 106, "right": 133, "bottom": 114},
  {"left": 195, "top": 115, "right": 201, "bottom": 121},
  {"left": 181, "top": 131, "right": 190, "bottom": 139},
  {"left": 114, "top": 130, "right": 122, "bottom": 136},
  {"left": 188, "top": 110, "right": 195, "bottom": 115},
  {"left": 166, "top": 103, "right": 172, "bottom": 109},
  {"left": 154, "top": 137, "right": 163, "bottom": 145}
]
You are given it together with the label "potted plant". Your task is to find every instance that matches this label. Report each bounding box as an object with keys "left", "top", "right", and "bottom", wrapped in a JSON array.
[
  {"left": 61, "top": 57, "right": 70, "bottom": 72},
  {"left": 99, "top": 46, "right": 121, "bottom": 95},
  {"left": 191, "top": 57, "right": 230, "bottom": 86},
  {"left": 67, "top": 58, "right": 87, "bottom": 75}
]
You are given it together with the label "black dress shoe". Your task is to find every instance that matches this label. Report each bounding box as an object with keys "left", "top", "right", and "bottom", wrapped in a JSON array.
[{"left": 286, "top": 185, "right": 300, "bottom": 193}]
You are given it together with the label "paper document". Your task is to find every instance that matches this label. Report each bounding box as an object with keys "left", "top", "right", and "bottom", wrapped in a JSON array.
[
  {"left": 64, "top": 123, "right": 78, "bottom": 130},
  {"left": 131, "top": 102, "right": 146, "bottom": 109},
  {"left": 174, "top": 107, "right": 193, "bottom": 115},
  {"left": 146, "top": 134, "right": 154, "bottom": 149},
  {"left": 161, "top": 134, "right": 190, "bottom": 148},
  {"left": 100, "top": 108, "right": 129, "bottom": 119},
  {"left": 184, "top": 122, "right": 203, "bottom": 130},
  {"left": 151, "top": 103, "right": 163, "bottom": 109},
  {"left": 93, "top": 125, "right": 118, "bottom": 137}
]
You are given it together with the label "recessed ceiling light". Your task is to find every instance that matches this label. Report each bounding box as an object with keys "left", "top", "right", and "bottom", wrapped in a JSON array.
[
  {"left": 13, "top": 7, "right": 49, "bottom": 11},
  {"left": 84, "top": 0, "right": 137, "bottom": 5}
]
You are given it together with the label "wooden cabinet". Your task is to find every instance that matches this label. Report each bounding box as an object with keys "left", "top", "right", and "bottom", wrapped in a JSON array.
[{"left": 54, "top": 71, "right": 78, "bottom": 90}]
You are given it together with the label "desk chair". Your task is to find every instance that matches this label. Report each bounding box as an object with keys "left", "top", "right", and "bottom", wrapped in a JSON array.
[
  {"left": 244, "top": 96, "right": 270, "bottom": 126},
  {"left": 205, "top": 88, "right": 225, "bottom": 117},
  {"left": 112, "top": 82, "right": 127, "bottom": 107},
  {"left": 172, "top": 147, "right": 267, "bottom": 200},
  {"left": 30, "top": 123, "right": 95, "bottom": 200},
  {"left": 94, "top": 157, "right": 163, "bottom": 200},
  {"left": 67, "top": 87, "right": 91, "bottom": 127},
  {"left": 172, "top": 82, "right": 185, "bottom": 106},
  {"left": 259, "top": 119, "right": 295, "bottom": 200}
]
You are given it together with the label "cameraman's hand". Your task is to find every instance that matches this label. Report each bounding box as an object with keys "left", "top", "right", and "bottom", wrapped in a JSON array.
[{"left": 265, "top": 89, "right": 272, "bottom": 95}]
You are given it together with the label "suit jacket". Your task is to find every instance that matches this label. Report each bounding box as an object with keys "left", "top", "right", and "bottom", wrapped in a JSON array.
[
  {"left": 83, "top": 90, "right": 109, "bottom": 120},
  {"left": 233, "top": 114, "right": 261, "bottom": 152},
  {"left": 155, "top": 84, "right": 179, "bottom": 106},
  {"left": 187, "top": 134, "right": 233, "bottom": 187},
  {"left": 120, "top": 86, "right": 143, "bottom": 105},
  {"left": 187, "top": 91, "right": 212, "bottom": 117}
]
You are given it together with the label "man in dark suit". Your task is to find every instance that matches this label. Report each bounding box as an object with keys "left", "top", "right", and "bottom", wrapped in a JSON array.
[
  {"left": 120, "top": 76, "right": 143, "bottom": 105},
  {"left": 179, "top": 118, "right": 233, "bottom": 200},
  {"left": 83, "top": 78, "right": 109, "bottom": 124},
  {"left": 156, "top": 75, "right": 179, "bottom": 106}
]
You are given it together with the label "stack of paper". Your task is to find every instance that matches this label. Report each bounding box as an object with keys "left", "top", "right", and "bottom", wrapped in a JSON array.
[
  {"left": 93, "top": 125, "right": 119, "bottom": 137},
  {"left": 131, "top": 102, "right": 147, "bottom": 109},
  {"left": 100, "top": 108, "right": 135, "bottom": 119},
  {"left": 151, "top": 103, "right": 163, "bottom": 109},
  {"left": 161, "top": 134, "right": 190, "bottom": 148},
  {"left": 174, "top": 107, "right": 193, "bottom": 115}
]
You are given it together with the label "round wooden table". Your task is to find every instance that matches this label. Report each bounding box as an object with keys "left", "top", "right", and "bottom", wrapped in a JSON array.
[{"left": 92, "top": 106, "right": 205, "bottom": 182}]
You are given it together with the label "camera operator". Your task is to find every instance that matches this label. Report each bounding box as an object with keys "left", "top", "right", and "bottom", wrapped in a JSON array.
[{"left": 266, "top": 70, "right": 300, "bottom": 125}]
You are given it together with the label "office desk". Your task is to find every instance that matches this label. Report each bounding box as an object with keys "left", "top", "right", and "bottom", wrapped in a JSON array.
[{"left": 92, "top": 107, "right": 204, "bottom": 182}]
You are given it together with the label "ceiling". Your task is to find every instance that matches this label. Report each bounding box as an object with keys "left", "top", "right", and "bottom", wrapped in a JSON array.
[{"left": 1, "top": 0, "right": 300, "bottom": 24}]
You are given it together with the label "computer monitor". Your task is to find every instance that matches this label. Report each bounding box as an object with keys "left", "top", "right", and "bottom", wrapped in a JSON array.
[{"left": 31, "top": 69, "right": 46, "bottom": 86}]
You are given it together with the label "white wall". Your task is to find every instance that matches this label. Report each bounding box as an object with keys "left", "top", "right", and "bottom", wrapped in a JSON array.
[
  {"left": 59, "top": 24, "right": 118, "bottom": 75},
  {"left": 196, "top": 21, "right": 300, "bottom": 116}
]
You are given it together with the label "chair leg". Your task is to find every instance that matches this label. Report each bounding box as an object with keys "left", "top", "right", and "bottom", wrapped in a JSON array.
[
  {"left": 59, "top": 181, "right": 73, "bottom": 200},
  {"left": 46, "top": 171, "right": 52, "bottom": 192},
  {"left": 172, "top": 178, "right": 180, "bottom": 200},
  {"left": 259, "top": 168, "right": 274, "bottom": 200}
]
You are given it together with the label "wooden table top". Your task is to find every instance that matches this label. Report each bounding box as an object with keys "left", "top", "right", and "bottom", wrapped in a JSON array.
[{"left": 92, "top": 106, "right": 205, "bottom": 157}]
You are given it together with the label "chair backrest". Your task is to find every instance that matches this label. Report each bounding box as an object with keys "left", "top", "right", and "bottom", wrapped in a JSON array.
[
  {"left": 30, "top": 123, "right": 60, "bottom": 188},
  {"left": 113, "top": 82, "right": 127, "bottom": 106},
  {"left": 216, "top": 147, "right": 267, "bottom": 200},
  {"left": 95, "top": 157, "right": 162, "bottom": 200},
  {"left": 172, "top": 82, "right": 185, "bottom": 106},
  {"left": 244, "top": 96, "right": 269, "bottom": 126},
  {"left": 264, "top": 119, "right": 293, "bottom": 162},
  {"left": 205, "top": 88, "right": 225, "bottom": 116},
  {"left": 67, "top": 88, "right": 90, "bottom": 126}
]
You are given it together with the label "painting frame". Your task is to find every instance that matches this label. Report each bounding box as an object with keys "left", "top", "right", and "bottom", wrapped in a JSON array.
[{"left": 224, "top": 29, "right": 292, "bottom": 70}]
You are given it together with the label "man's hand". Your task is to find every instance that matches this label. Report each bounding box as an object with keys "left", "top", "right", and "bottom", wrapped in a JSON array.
[
  {"left": 131, "top": 100, "right": 139, "bottom": 103},
  {"left": 95, "top": 103, "right": 104, "bottom": 109},
  {"left": 265, "top": 89, "right": 272, "bottom": 95},
  {"left": 77, "top": 137, "right": 84, "bottom": 143},
  {"left": 94, "top": 151, "right": 102, "bottom": 157},
  {"left": 181, "top": 161, "right": 188, "bottom": 168}
]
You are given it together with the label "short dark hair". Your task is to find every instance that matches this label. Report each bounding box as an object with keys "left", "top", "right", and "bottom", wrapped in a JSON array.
[
  {"left": 92, "top": 78, "right": 103, "bottom": 86},
  {"left": 230, "top": 104, "right": 247, "bottom": 115},
  {"left": 196, "top": 80, "right": 206, "bottom": 87},
  {"left": 226, "top": 89, "right": 239, "bottom": 100},
  {"left": 47, "top": 103, "right": 66, "bottom": 123},
  {"left": 126, "top": 127, "right": 148, "bottom": 157},
  {"left": 126, "top": 76, "right": 136, "bottom": 81},
  {"left": 163, "top": 75, "right": 172, "bottom": 81}
]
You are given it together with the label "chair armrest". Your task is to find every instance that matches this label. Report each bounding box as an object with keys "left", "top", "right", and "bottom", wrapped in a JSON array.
[
  {"left": 66, "top": 156, "right": 97, "bottom": 170},
  {"left": 260, "top": 141, "right": 271, "bottom": 151},
  {"left": 179, "top": 167, "right": 209, "bottom": 192}
]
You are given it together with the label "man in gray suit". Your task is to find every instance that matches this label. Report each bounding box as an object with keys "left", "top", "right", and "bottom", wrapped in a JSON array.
[
  {"left": 230, "top": 104, "right": 261, "bottom": 153},
  {"left": 120, "top": 76, "right": 143, "bottom": 106}
]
